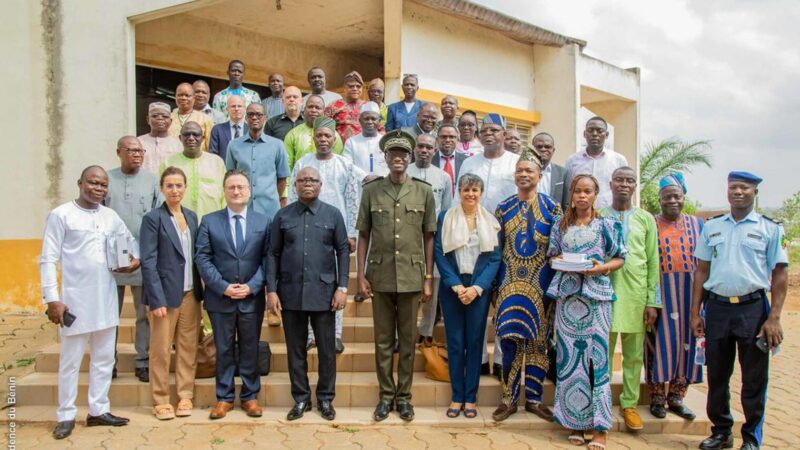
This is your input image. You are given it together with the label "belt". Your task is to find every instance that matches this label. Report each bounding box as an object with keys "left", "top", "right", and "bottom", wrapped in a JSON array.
[{"left": 707, "top": 289, "right": 765, "bottom": 305}]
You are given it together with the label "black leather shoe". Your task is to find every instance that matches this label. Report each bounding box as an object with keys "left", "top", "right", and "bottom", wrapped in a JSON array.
[
  {"left": 287, "top": 401, "right": 312, "bottom": 421},
  {"left": 318, "top": 400, "right": 336, "bottom": 421},
  {"left": 373, "top": 400, "right": 393, "bottom": 422},
  {"left": 396, "top": 402, "right": 415, "bottom": 421},
  {"left": 480, "top": 362, "right": 491, "bottom": 375},
  {"left": 335, "top": 338, "right": 345, "bottom": 354},
  {"left": 650, "top": 403, "right": 667, "bottom": 418},
  {"left": 52, "top": 420, "right": 75, "bottom": 439},
  {"left": 86, "top": 412, "right": 129, "bottom": 427},
  {"left": 492, "top": 363, "right": 503, "bottom": 381},
  {"left": 739, "top": 441, "right": 759, "bottom": 450},
  {"left": 699, "top": 433, "right": 733, "bottom": 450},
  {"left": 135, "top": 367, "right": 149, "bottom": 383},
  {"left": 668, "top": 403, "right": 696, "bottom": 421}
]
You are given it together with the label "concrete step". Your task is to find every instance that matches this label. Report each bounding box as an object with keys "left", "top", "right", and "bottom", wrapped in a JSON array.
[
  {"left": 10, "top": 387, "right": 715, "bottom": 434},
  {"left": 115, "top": 316, "right": 497, "bottom": 345},
  {"left": 16, "top": 371, "right": 652, "bottom": 408}
]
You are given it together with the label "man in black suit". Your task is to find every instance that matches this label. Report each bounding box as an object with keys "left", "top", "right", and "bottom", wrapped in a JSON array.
[
  {"left": 195, "top": 169, "right": 270, "bottom": 420},
  {"left": 209, "top": 95, "right": 247, "bottom": 161},
  {"left": 532, "top": 132, "right": 569, "bottom": 207},
  {"left": 432, "top": 123, "right": 466, "bottom": 195},
  {"left": 266, "top": 166, "right": 349, "bottom": 421}
]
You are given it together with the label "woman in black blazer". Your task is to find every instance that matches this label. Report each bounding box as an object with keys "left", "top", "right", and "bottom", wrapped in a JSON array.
[{"left": 140, "top": 167, "right": 203, "bottom": 420}]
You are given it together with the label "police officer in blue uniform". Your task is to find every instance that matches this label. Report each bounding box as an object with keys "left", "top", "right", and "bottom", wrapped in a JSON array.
[{"left": 690, "top": 171, "right": 789, "bottom": 450}]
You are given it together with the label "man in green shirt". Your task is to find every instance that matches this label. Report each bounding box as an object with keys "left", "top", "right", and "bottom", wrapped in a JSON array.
[{"left": 356, "top": 130, "right": 437, "bottom": 422}]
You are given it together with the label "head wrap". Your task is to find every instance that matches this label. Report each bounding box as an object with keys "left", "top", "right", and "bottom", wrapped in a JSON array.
[
  {"left": 482, "top": 113, "right": 506, "bottom": 129},
  {"left": 518, "top": 144, "right": 543, "bottom": 168},
  {"left": 360, "top": 101, "right": 381, "bottom": 116},
  {"left": 344, "top": 71, "right": 364, "bottom": 85},
  {"left": 148, "top": 102, "right": 171, "bottom": 115},
  {"left": 368, "top": 78, "right": 384, "bottom": 89},
  {"left": 379, "top": 130, "right": 415, "bottom": 153},
  {"left": 313, "top": 116, "right": 336, "bottom": 132},
  {"left": 728, "top": 171, "right": 763, "bottom": 185},
  {"left": 659, "top": 172, "right": 687, "bottom": 193}
]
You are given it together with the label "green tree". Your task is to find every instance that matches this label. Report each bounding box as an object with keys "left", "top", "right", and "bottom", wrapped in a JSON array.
[
  {"left": 639, "top": 138, "right": 712, "bottom": 215},
  {"left": 775, "top": 191, "right": 800, "bottom": 240}
]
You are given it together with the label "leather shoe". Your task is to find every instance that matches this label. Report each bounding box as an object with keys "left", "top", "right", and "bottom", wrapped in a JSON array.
[
  {"left": 480, "top": 362, "right": 491, "bottom": 375},
  {"left": 650, "top": 403, "right": 667, "bottom": 419},
  {"left": 335, "top": 338, "right": 345, "bottom": 354},
  {"left": 52, "top": 420, "right": 75, "bottom": 439},
  {"left": 699, "top": 433, "right": 734, "bottom": 450},
  {"left": 86, "top": 412, "right": 129, "bottom": 427},
  {"left": 241, "top": 399, "right": 262, "bottom": 417},
  {"left": 739, "top": 441, "right": 759, "bottom": 450},
  {"left": 396, "top": 402, "right": 415, "bottom": 421},
  {"left": 373, "top": 400, "right": 393, "bottom": 422},
  {"left": 525, "top": 401, "right": 553, "bottom": 422},
  {"left": 621, "top": 407, "right": 644, "bottom": 430},
  {"left": 135, "top": 367, "right": 149, "bottom": 383},
  {"left": 287, "top": 401, "right": 312, "bottom": 421},
  {"left": 492, "top": 404, "right": 518, "bottom": 422},
  {"left": 668, "top": 402, "right": 696, "bottom": 421},
  {"left": 209, "top": 401, "right": 234, "bottom": 420},
  {"left": 318, "top": 400, "right": 336, "bottom": 421}
]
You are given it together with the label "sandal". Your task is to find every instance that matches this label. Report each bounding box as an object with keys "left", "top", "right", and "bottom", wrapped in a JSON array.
[
  {"left": 463, "top": 408, "right": 478, "bottom": 419},
  {"left": 567, "top": 430, "right": 585, "bottom": 446},
  {"left": 153, "top": 404, "right": 175, "bottom": 420},
  {"left": 587, "top": 431, "right": 607, "bottom": 450},
  {"left": 446, "top": 403, "right": 463, "bottom": 418},
  {"left": 175, "top": 398, "right": 193, "bottom": 417}
]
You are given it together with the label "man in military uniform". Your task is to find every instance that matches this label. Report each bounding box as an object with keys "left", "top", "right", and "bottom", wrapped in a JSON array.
[
  {"left": 691, "top": 171, "right": 789, "bottom": 450},
  {"left": 356, "top": 130, "right": 437, "bottom": 422}
]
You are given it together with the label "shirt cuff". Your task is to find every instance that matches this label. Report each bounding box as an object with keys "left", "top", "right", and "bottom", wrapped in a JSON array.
[
  {"left": 451, "top": 284, "right": 464, "bottom": 294},
  {"left": 473, "top": 285, "right": 484, "bottom": 296}
]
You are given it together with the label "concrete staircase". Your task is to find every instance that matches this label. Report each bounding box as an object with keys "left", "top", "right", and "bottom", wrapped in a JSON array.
[{"left": 15, "top": 254, "right": 718, "bottom": 432}]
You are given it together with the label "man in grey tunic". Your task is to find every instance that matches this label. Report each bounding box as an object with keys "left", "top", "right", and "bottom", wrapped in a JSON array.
[{"left": 103, "top": 135, "right": 162, "bottom": 382}]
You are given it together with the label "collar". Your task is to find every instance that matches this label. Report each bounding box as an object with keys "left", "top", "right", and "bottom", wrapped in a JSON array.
[
  {"left": 581, "top": 147, "right": 607, "bottom": 159},
  {"left": 541, "top": 163, "right": 552, "bottom": 174},
  {"left": 280, "top": 112, "right": 303, "bottom": 122},
  {"left": 244, "top": 132, "right": 269, "bottom": 143},
  {"left": 299, "top": 198, "right": 321, "bottom": 215},
  {"left": 229, "top": 119, "right": 245, "bottom": 127},
  {"left": 724, "top": 210, "right": 760, "bottom": 224},
  {"left": 200, "top": 104, "right": 214, "bottom": 114},
  {"left": 227, "top": 206, "right": 248, "bottom": 220},
  {"left": 439, "top": 151, "right": 454, "bottom": 159}
]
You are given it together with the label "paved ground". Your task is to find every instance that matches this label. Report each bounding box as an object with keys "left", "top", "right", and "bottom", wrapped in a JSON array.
[{"left": 1, "top": 272, "right": 797, "bottom": 449}]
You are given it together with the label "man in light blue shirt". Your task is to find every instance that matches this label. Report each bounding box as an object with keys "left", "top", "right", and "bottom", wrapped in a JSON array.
[
  {"left": 691, "top": 171, "right": 788, "bottom": 450},
  {"left": 226, "top": 103, "right": 290, "bottom": 221}
]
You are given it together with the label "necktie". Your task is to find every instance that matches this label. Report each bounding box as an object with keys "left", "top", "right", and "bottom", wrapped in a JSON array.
[
  {"left": 442, "top": 155, "right": 455, "bottom": 193},
  {"left": 233, "top": 124, "right": 241, "bottom": 139},
  {"left": 233, "top": 215, "right": 244, "bottom": 251}
]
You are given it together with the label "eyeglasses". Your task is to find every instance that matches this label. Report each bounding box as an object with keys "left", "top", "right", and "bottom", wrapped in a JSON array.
[
  {"left": 246, "top": 112, "right": 265, "bottom": 118},
  {"left": 120, "top": 147, "right": 146, "bottom": 155},
  {"left": 296, "top": 178, "right": 321, "bottom": 185},
  {"left": 181, "top": 132, "right": 202, "bottom": 138}
]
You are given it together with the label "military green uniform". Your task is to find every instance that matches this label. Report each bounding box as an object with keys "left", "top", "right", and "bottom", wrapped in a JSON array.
[{"left": 356, "top": 132, "right": 437, "bottom": 404}]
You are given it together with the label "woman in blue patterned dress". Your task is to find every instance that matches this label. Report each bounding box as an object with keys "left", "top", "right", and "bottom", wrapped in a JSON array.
[{"left": 546, "top": 174, "right": 626, "bottom": 449}]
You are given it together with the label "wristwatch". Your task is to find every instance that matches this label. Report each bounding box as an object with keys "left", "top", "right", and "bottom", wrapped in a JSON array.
[
  {"left": 337, "top": 287, "right": 348, "bottom": 293},
  {"left": 424, "top": 274, "right": 434, "bottom": 280}
]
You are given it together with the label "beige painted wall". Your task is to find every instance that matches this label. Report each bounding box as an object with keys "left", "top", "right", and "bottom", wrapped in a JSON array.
[
  {"left": 400, "top": 2, "right": 536, "bottom": 109},
  {"left": 135, "top": 14, "right": 383, "bottom": 91}
]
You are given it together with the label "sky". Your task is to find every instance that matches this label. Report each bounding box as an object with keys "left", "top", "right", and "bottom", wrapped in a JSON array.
[{"left": 475, "top": 0, "right": 800, "bottom": 208}]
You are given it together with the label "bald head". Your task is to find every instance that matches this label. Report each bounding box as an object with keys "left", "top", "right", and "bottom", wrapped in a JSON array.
[
  {"left": 417, "top": 102, "right": 439, "bottom": 132},
  {"left": 295, "top": 166, "right": 322, "bottom": 202},
  {"left": 77, "top": 165, "right": 109, "bottom": 208},
  {"left": 192, "top": 80, "right": 211, "bottom": 109},
  {"left": 175, "top": 82, "right": 195, "bottom": 113}
]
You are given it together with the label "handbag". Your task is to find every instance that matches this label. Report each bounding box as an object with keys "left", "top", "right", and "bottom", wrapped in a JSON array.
[
  {"left": 195, "top": 329, "right": 217, "bottom": 378},
  {"left": 419, "top": 342, "right": 450, "bottom": 382}
]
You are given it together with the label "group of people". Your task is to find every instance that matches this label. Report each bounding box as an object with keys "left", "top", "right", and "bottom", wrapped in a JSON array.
[{"left": 40, "top": 59, "right": 788, "bottom": 450}]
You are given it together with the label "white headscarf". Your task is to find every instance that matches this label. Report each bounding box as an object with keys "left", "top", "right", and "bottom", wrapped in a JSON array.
[{"left": 441, "top": 203, "right": 500, "bottom": 254}]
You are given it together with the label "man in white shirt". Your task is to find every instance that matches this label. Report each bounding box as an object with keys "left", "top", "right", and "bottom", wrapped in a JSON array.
[
  {"left": 407, "top": 133, "right": 452, "bottom": 344},
  {"left": 342, "top": 102, "right": 387, "bottom": 176},
  {"left": 456, "top": 113, "right": 519, "bottom": 376},
  {"left": 302, "top": 66, "right": 342, "bottom": 109},
  {"left": 565, "top": 116, "right": 629, "bottom": 210},
  {"left": 41, "top": 166, "right": 139, "bottom": 439}
]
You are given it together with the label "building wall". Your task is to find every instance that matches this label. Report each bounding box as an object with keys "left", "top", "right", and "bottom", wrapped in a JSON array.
[{"left": 400, "top": 2, "right": 535, "bottom": 110}]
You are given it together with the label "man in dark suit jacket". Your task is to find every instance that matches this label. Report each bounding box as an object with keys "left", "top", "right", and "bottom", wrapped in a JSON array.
[
  {"left": 195, "top": 169, "right": 270, "bottom": 420},
  {"left": 532, "top": 132, "right": 569, "bottom": 207},
  {"left": 385, "top": 74, "right": 422, "bottom": 131},
  {"left": 432, "top": 123, "right": 467, "bottom": 192},
  {"left": 266, "top": 166, "right": 349, "bottom": 421},
  {"left": 209, "top": 95, "right": 248, "bottom": 161}
]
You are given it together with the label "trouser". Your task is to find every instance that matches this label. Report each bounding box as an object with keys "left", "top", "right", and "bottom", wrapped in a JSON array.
[
  {"left": 608, "top": 331, "right": 645, "bottom": 409},
  {"left": 208, "top": 309, "right": 263, "bottom": 403},
  {"left": 440, "top": 273, "right": 490, "bottom": 403},
  {"left": 283, "top": 309, "right": 336, "bottom": 403},
  {"left": 372, "top": 291, "right": 420, "bottom": 403},
  {"left": 499, "top": 336, "right": 549, "bottom": 406},
  {"left": 148, "top": 290, "right": 201, "bottom": 406},
  {"left": 57, "top": 326, "right": 116, "bottom": 422},
  {"left": 307, "top": 308, "right": 343, "bottom": 342},
  {"left": 418, "top": 276, "right": 440, "bottom": 338},
  {"left": 705, "top": 294, "right": 769, "bottom": 447},
  {"left": 116, "top": 285, "right": 149, "bottom": 369}
]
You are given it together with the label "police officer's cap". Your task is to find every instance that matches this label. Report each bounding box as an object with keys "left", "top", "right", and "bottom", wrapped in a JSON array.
[
  {"left": 379, "top": 130, "right": 415, "bottom": 154},
  {"left": 727, "top": 171, "right": 763, "bottom": 185}
]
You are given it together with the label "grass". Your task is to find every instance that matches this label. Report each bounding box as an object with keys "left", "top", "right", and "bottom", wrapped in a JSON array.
[
  {"left": 211, "top": 437, "right": 225, "bottom": 446},
  {"left": 15, "top": 357, "right": 35, "bottom": 367}
]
